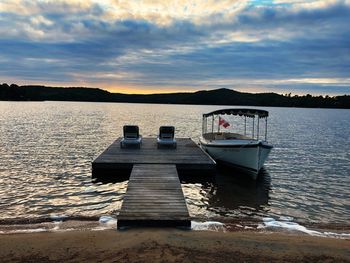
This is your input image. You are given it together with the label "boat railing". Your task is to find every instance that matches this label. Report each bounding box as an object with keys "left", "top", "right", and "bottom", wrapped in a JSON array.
[
  {"left": 202, "top": 109, "right": 269, "bottom": 142},
  {"left": 203, "top": 132, "right": 252, "bottom": 141}
]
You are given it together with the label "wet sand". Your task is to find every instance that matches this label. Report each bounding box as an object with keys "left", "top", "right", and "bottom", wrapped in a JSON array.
[{"left": 0, "top": 229, "right": 349, "bottom": 262}]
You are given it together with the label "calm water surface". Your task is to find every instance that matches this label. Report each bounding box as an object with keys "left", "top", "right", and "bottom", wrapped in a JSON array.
[{"left": 0, "top": 101, "right": 349, "bottom": 225}]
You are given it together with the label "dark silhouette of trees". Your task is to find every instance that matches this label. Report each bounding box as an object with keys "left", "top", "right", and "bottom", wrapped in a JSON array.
[{"left": 0, "top": 83, "right": 349, "bottom": 108}]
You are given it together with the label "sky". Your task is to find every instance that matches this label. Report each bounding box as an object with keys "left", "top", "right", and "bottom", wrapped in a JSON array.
[{"left": 0, "top": 0, "right": 349, "bottom": 95}]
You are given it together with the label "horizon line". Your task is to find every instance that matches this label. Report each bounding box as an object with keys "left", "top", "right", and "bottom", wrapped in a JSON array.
[{"left": 3, "top": 83, "right": 349, "bottom": 97}]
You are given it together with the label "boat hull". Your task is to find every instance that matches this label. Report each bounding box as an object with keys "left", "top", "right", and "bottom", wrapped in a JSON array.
[{"left": 200, "top": 138, "right": 272, "bottom": 179}]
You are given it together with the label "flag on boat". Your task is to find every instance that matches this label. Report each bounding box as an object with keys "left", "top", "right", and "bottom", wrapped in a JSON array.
[{"left": 219, "top": 116, "right": 230, "bottom": 128}]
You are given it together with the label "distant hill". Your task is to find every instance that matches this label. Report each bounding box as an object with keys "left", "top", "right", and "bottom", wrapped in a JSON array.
[{"left": 1, "top": 83, "right": 349, "bottom": 108}]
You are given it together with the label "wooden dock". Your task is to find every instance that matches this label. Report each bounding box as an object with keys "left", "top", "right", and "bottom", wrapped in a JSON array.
[
  {"left": 117, "top": 164, "right": 190, "bottom": 228},
  {"left": 92, "top": 138, "right": 216, "bottom": 177},
  {"left": 92, "top": 137, "right": 215, "bottom": 228}
]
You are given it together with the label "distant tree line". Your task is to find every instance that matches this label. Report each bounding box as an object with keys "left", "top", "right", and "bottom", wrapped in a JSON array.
[{"left": 1, "top": 83, "right": 349, "bottom": 109}]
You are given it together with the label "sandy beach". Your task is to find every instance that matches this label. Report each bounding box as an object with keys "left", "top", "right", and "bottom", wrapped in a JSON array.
[{"left": 0, "top": 228, "right": 349, "bottom": 263}]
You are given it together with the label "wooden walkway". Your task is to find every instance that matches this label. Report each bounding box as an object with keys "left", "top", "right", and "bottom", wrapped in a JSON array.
[
  {"left": 92, "top": 138, "right": 216, "bottom": 177},
  {"left": 117, "top": 164, "right": 190, "bottom": 228},
  {"left": 92, "top": 137, "right": 216, "bottom": 228}
]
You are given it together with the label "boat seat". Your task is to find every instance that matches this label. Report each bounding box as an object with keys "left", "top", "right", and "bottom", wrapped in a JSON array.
[{"left": 215, "top": 133, "right": 225, "bottom": 140}]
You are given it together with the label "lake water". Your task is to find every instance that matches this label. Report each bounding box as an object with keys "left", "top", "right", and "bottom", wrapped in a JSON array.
[{"left": 0, "top": 101, "right": 349, "bottom": 228}]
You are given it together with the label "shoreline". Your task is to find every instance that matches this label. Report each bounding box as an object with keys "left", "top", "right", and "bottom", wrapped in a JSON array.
[
  {"left": 1, "top": 218, "right": 349, "bottom": 237},
  {"left": 0, "top": 228, "right": 349, "bottom": 262}
]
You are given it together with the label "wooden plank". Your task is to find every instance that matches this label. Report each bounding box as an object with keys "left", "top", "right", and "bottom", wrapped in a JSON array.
[{"left": 117, "top": 164, "right": 190, "bottom": 228}]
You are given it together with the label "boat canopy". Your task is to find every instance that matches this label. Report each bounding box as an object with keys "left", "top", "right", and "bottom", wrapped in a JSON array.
[
  {"left": 202, "top": 108, "right": 270, "bottom": 141},
  {"left": 203, "top": 108, "right": 269, "bottom": 118}
]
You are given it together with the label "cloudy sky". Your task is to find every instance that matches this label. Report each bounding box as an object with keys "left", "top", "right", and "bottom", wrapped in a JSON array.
[{"left": 0, "top": 0, "right": 349, "bottom": 95}]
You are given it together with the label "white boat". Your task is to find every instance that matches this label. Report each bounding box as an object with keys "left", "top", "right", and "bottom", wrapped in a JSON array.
[{"left": 199, "top": 108, "right": 273, "bottom": 179}]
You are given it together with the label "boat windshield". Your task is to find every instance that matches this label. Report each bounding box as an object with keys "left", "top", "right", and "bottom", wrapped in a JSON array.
[{"left": 202, "top": 108, "right": 270, "bottom": 141}]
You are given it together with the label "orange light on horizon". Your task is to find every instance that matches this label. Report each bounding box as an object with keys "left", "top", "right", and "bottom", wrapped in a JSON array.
[
  {"left": 104, "top": 85, "right": 194, "bottom": 95},
  {"left": 9, "top": 79, "right": 193, "bottom": 95}
]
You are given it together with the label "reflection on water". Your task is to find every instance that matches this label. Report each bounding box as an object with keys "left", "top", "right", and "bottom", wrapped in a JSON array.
[
  {"left": 182, "top": 167, "right": 271, "bottom": 220},
  {"left": 0, "top": 101, "right": 349, "bottom": 225},
  {"left": 209, "top": 168, "right": 271, "bottom": 213}
]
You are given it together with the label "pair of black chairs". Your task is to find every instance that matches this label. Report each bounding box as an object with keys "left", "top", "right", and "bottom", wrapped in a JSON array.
[{"left": 120, "top": 125, "right": 177, "bottom": 149}]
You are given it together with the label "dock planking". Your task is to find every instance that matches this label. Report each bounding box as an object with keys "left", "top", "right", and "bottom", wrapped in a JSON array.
[
  {"left": 92, "top": 137, "right": 216, "bottom": 228},
  {"left": 117, "top": 164, "right": 190, "bottom": 228},
  {"left": 92, "top": 137, "right": 216, "bottom": 177}
]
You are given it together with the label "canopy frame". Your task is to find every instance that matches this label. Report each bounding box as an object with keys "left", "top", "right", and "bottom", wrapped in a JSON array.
[{"left": 202, "top": 108, "right": 269, "bottom": 141}]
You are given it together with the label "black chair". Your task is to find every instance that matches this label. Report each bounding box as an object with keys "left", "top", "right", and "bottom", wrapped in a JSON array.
[
  {"left": 157, "top": 126, "right": 176, "bottom": 149},
  {"left": 120, "top": 125, "right": 142, "bottom": 148}
]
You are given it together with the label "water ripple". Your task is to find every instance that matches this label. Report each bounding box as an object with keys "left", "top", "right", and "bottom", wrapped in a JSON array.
[{"left": 0, "top": 102, "right": 349, "bottom": 225}]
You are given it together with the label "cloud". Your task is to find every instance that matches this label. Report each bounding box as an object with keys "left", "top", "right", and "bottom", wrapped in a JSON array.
[
  {"left": 0, "top": 0, "right": 349, "bottom": 95},
  {"left": 273, "top": 0, "right": 350, "bottom": 8}
]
